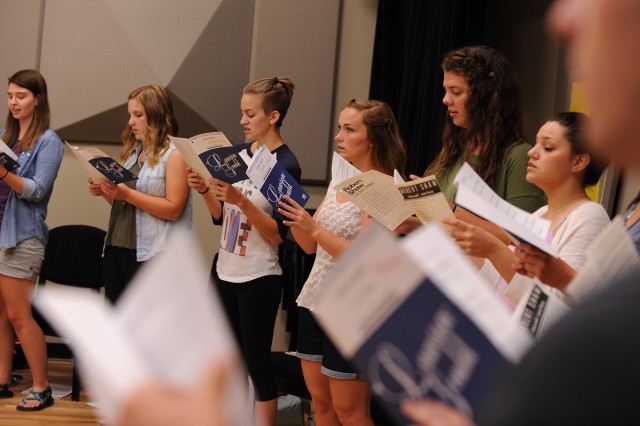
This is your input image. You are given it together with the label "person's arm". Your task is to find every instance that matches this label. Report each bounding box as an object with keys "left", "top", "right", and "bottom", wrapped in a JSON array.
[
  {"left": 444, "top": 217, "right": 519, "bottom": 281},
  {"left": 208, "top": 177, "right": 282, "bottom": 245},
  {"left": 88, "top": 177, "right": 114, "bottom": 205},
  {"left": 2, "top": 135, "right": 63, "bottom": 199},
  {"left": 515, "top": 244, "right": 576, "bottom": 292},
  {"left": 186, "top": 168, "right": 222, "bottom": 220},
  {"left": 453, "top": 207, "right": 513, "bottom": 245},
  {"left": 279, "top": 195, "right": 327, "bottom": 254},
  {"left": 279, "top": 193, "right": 365, "bottom": 258},
  {"left": 100, "top": 150, "right": 190, "bottom": 221},
  {"left": 515, "top": 203, "right": 610, "bottom": 292}
]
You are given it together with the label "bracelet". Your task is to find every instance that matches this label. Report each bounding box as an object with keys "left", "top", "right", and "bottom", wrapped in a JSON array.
[
  {"left": 198, "top": 187, "right": 209, "bottom": 194},
  {"left": 0, "top": 169, "right": 8, "bottom": 179}
]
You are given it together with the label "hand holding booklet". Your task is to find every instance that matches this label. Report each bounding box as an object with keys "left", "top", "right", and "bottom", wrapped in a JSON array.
[
  {"left": 170, "top": 132, "right": 249, "bottom": 184},
  {"left": 312, "top": 222, "right": 532, "bottom": 424},
  {"left": 66, "top": 142, "right": 138, "bottom": 184},
  {"left": 453, "top": 162, "right": 556, "bottom": 256},
  {"left": 245, "top": 145, "right": 309, "bottom": 212},
  {"left": 33, "top": 229, "right": 251, "bottom": 424},
  {"left": 0, "top": 139, "right": 20, "bottom": 171},
  {"left": 334, "top": 170, "right": 453, "bottom": 230}
]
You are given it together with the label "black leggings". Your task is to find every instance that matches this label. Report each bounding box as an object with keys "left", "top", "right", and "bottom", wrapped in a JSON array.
[
  {"left": 103, "top": 245, "right": 143, "bottom": 304},
  {"left": 215, "top": 274, "right": 283, "bottom": 401}
]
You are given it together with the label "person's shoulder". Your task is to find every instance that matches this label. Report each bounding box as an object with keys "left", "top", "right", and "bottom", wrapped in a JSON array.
[
  {"left": 274, "top": 144, "right": 301, "bottom": 170},
  {"left": 37, "top": 129, "right": 63, "bottom": 149},
  {"left": 505, "top": 140, "right": 532, "bottom": 159},
  {"left": 274, "top": 144, "right": 299, "bottom": 161},
  {"left": 572, "top": 200, "right": 609, "bottom": 220},
  {"left": 40, "top": 128, "right": 62, "bottom": 142}
]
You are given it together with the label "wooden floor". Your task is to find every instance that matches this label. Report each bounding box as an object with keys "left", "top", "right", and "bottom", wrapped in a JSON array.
[{"left": 0, "top": 360, "right": 99, "bottom": 426}]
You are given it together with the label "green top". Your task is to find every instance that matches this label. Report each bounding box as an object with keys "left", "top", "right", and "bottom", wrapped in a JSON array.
[
  {"left": 105, "top": 160, "right": 142, "bottom": 249},
  {"left": 438, "top": 141, "right": 546, "bottom": 213}
]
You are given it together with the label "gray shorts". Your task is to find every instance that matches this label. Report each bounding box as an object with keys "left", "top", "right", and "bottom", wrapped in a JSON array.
[{"left": 0, "top": 238, "right": 45, "bottom": 281}]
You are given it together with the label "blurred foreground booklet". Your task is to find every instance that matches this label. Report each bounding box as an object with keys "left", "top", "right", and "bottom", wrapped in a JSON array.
[
  {"left": 313, "top": 223, "right": 532, "bottom": 424},
  {"left": 33, "top": 229, "right": 252, "bottom": 425}
]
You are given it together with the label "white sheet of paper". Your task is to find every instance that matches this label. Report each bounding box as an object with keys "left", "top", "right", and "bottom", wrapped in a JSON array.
[
  {"left": 331, "top": 151, "right": 361, "bottom": 185},
  {"left": 334, "top": 170, "right": 413, "bottom": 230},
  {"left": 513, "top": 283, "right": 571, "bottom": 340},
  {"left": 245, "top": 145, "right": 274, "bottom": 187},
  {"left": 34, "top": 228, "right": 250, "bottom": 424},
  {"left": 313, "top": 222, "right": 531, "bottom": 363},
  {"left": 0, "top": 138, "right": 19, "bottom": 161},
  {"left": 396, "top": 175, "right": 454, "bottom": 224},
  {"left": 401, "top": 224, "right": 532, "bottom": 363},
  {"left": 455, "top": 182, "right": 556, "bottom": 256},
  {"left": 393, "top": 169, "right": 405, "bottom": 184},
  {"left": 115, "top": 228, "right": 237, "bottom": 389},
  {"left": 34, "top": 288, "right": 151, "bottom": 419},
  {"left": 567, "top": 216, "right": 640, "bottom": 301}
]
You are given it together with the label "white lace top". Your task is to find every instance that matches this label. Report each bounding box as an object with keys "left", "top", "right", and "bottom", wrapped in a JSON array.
[{"left": 296, "top": 182, "right": 364, "bottom": 310}]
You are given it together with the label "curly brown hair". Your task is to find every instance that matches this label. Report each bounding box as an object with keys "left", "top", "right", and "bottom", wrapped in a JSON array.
[{"left": 425, "top": 46, "right": 525, "bottom": 186}]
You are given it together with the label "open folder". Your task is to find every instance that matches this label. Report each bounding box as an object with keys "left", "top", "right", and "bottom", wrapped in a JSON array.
[
  {"left": 312, "top": 223, "right": 532, "bottom": 423},
  {"left": 453, "top": 163, "right": 557, "bottom": 256},
  {"left": 33, "top": 229, "right": 251, "bottom": 424}
]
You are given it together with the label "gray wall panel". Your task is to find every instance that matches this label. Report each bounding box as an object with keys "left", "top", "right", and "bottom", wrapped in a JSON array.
[
  {"left": 0, "top": 0, "right": 43, "bottom": 121},
  {"left": 250, "top": 0, "right": 341, "bottom": 183}
]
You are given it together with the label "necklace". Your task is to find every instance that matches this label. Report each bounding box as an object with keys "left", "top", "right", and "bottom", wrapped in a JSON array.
[{"left": 542, "top": 196, "right": 586, "bottom": 220}]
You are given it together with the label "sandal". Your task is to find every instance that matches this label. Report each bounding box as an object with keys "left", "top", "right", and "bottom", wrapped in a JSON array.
[
  {"left": 16, "top": 386, "right": 54, "bottom": 412},
  {"left": 0, "top": 375, "right": 20, "bottom": 399}
]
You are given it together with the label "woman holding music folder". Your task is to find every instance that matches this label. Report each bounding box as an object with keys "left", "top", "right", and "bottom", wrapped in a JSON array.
[
  {"left": 0, "top": 69, "right": 63, "bottom": 411},
  {"left": 427, "top": 45, "right": 545, "bottom": 213},
  {"left": 187, "top": 76, "right": 300, "bottom": 426},
  {"left": 277, "top": 99, "right": 407, "bottom": 426},
  {"left": 446, "top": 112, "right": 609, "bottom": 303},
  {"left": 88, "top": 84, "right": 191, "bottom": 304}
]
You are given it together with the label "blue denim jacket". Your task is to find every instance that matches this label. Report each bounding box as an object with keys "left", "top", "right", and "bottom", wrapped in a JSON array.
[
  {"left": 0, "top": 129, "right": 63, "bottom": 249},
  {"left": 123, "top": 142, "right": 192, "bottom": 261}
]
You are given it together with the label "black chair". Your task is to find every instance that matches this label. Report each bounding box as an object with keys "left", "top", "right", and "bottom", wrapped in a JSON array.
[{"left": 32, "top": 224, "right": 106, "bottom": 401}]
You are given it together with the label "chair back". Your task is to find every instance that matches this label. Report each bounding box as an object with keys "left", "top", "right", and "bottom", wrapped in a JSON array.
[{"left": 38, "top": 225, "right": 106, "bottom": 290}]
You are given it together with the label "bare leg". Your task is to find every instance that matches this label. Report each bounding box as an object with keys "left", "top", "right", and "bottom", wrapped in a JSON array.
[
  {"left": 0, "top": 293, "right": 14, "bottom": 386},
  {"left": 0, "top": 275, "right": 48, "bottom": 409},
  {"left": 300, "top": 359, "right": 340, "bottom": 426},
  {"left": 255, "top": 398, "right": 277, "bottom": 426},
  {"left": 329, "top": 378, "right": 373, "bottom": 426}
]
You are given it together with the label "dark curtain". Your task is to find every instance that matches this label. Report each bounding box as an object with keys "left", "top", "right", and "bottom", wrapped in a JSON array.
[{"left": 369, "top": 0, "right": 486, "bottom": 176}]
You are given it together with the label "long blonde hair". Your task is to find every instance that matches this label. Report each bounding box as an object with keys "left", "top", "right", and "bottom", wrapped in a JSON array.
[
  {"left": 120, "top": 84, "right": 178, "bottom": 167},
  {"left": 2, "top": 69, "right": 52, "bottom": 152}
]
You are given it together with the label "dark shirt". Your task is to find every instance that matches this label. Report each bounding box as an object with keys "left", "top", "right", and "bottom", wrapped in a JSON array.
[{"left": 477, "top": 266, "right": 640, "bottom": 425}]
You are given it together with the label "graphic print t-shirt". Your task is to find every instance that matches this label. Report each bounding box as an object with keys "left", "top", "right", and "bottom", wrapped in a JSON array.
[{"left": 216, "top": 143, "right": 301, "bottom": 283}]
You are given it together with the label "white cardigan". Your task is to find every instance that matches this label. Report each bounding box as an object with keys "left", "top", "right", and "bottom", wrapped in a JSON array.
[{"left": 502, "top": 201, "right": 610, "bottom": 303}]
